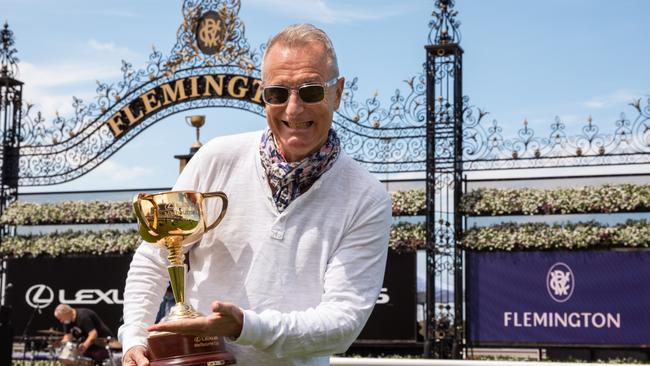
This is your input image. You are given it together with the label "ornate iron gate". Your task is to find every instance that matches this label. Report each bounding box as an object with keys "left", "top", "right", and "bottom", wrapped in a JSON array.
[
  {"left": 3, "top": 0, "right": 649, "bottom": 359},
  {"left": 0, "top": 0, "right": 456, "bottom": 356}
]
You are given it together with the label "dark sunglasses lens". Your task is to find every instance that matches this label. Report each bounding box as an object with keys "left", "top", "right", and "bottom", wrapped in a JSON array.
[
  {"left": 263, "top": 87, "right": 289, "bottom": 104},
  {"left": 299, "top": 85, "right": 325, "bottom": 103}
]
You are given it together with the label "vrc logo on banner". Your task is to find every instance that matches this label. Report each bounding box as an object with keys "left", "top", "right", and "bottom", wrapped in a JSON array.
[
  {"left": 6, "top": 256, "right": 131, "bottom": 336},
  {"left": 546, "top": 262, "right": 574, "bottom": 303},
  {"left": 467, "top": 250, "right": 650, "bottom": 346}
]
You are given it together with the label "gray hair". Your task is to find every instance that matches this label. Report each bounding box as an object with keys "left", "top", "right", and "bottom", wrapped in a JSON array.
[
  {"left": 54, "top": 304, "right": 73, "bottom": 318},
  {"left": 262, "top": 23, "right": 339, "bottom": 80}
]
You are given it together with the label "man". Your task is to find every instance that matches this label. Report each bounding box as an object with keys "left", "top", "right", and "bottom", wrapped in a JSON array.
[
  {"left": 54, "top": 304, "right": 114, "bottom": 365},
  {"left": 119, "top": 23, "right": 392, "bottom": 365}
]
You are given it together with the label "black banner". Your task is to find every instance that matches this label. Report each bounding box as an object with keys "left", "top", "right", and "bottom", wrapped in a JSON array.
[
  {"left": 5, "top": 251, "right": 417, "bottom": 342},
  {"left": 5, "top": 255, "right": 132, "bottom": 337},
  {"left": 357, "top": 250, "right": 417, "bottom": 341}
]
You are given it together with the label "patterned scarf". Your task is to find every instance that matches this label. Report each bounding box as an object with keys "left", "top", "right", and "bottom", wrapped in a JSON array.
[{"left": 259, "top": 128, "right": 341, "bottom": 212}]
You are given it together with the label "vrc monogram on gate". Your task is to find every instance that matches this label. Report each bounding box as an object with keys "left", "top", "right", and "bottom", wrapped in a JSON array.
[{"left": 196, "top": 11, "right": 226, "bottom": 55}]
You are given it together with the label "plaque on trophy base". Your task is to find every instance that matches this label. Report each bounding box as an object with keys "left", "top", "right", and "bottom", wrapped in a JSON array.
[
  {"left": 148, "top": 332, "right": 236, "bottom": 366},
  {"left": 133, "top": 191, "right": 236, "bottom": 365}
]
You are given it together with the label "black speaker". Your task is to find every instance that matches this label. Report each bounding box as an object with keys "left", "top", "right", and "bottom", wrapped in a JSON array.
[{"left": 0, "top": 305, "right": 13, "bottom": 366}]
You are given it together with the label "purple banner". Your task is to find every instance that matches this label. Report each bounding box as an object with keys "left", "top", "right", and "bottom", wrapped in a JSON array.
[{"left": 467, "top": 250, "right": 650, "bottom": 346}]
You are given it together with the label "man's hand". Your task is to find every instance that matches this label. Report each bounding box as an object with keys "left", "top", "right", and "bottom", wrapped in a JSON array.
[
  {"left": 123, "top": 345, "right": 150, "bottom": 366},
  {"left": 77, "top": 342, "right": 87, "bottom": 353},
  {"left": 147, "top": 301, "right": 243, "bottom": 338}
]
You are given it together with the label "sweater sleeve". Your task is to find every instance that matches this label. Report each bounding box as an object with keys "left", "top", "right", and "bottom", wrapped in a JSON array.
[
  {"left": 118, "top": 133, "right": 249, "bottom": 354},
  {"left": 117, "top": 242, "right": 170, "bottom": 353},
  {"left": 233, "top": 194, "right": 392, "bottom": 358}
]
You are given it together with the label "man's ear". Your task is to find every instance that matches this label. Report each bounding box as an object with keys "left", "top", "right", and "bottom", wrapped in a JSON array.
[{"left": 333, "top": 77, "right": 345, "bottom": 110}]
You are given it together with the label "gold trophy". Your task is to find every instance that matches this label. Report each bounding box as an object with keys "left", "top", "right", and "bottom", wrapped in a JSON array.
[{"left": 132, "top": 190, "right": 236, "bottom": 366}]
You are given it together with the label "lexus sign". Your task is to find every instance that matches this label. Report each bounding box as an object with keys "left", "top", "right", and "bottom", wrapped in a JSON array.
[
  {"left": 25, "top": 284, "right": 123, "bottom": 309},
  {"left": 6, "top": 255, "right": 131, "bottom": 335}
]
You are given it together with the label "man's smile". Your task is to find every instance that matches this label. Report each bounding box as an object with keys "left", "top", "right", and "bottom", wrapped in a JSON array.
[{"left": 282, "top": 120, "right": 314, "bottom": 129}]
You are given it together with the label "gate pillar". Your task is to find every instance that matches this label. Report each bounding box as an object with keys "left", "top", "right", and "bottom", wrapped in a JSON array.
[
  {"left": 0, "top": 22, "right": 22, "bottom": 238},
  {"left": 0, "top": 22, "right": 22, "bottom": 306},
  {"left": 424, "top": 0, "right": 463, "bottom": 359}
]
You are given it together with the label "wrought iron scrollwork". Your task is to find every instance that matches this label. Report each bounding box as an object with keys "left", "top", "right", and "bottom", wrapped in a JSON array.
[
  {"left": 16, "top": 0, "right": 439, "bottom": 183},
  {"left": 12, "top": 0, "right": 650, "bottom": 185},
  {"left": 463, "top": 95, "right": 650, "bottom": 170},
  {"left": 334, "top": 75, "right": 427, "bottom": 173},
  {"left": 18, "top": 0, "right": 263, "bottom": 186}
]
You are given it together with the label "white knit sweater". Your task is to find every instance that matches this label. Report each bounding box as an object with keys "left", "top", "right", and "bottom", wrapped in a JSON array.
[{"left": 118, "top": 130, "right": 392, "bottom": 365}]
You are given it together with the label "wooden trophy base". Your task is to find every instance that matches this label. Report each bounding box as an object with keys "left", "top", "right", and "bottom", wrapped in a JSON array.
[{"left": 148, "top": 332, "right": 236, "bottom": 366}]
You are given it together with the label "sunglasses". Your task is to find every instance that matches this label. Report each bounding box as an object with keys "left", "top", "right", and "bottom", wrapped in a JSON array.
[{"left": 262, "top": 77, "right": 339, "bottom": 105}]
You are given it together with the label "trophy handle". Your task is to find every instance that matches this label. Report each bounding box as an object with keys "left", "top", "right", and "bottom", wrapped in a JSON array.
[
  {"left": 202, "top": 191, "right": 228, "bottom": 231},
  {"left": 132, "top": 194, "right": 160, "bottom": 239}
]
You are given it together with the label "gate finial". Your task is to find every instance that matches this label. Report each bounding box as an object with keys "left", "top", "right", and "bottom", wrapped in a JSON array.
[
  {"left": 428, "top": 0, "right": 461, "bottom": 45},
  {"left": 0, "top": 21, "right": 19, "bottom": 78},
  {"left": 165, "top": 0, "right": 257, "bottom": 76}
]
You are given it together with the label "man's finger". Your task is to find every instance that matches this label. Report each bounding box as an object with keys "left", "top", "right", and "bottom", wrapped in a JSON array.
[
  {"left": 211, "top": 301, "right": 222, "bottom": 313},
  {"left": 148, "top": 319, "right": 188, "bottom": 332},
  {"left": 133, "top": 349, "right": 150, "bottom": 366},
  {"left": 211, "top": 301, "right": 234, "bottom": 314},
  {"left": 124, "top": 346, "right": 149, "bottom": 366},
  {"left": 148, "top": 318, "right": 208, "bottom": 335}
]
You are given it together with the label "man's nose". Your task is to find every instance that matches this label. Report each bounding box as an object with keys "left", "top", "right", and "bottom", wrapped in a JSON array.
[{"left": 284, "top": 90, "right": 304, "bottom": 116}]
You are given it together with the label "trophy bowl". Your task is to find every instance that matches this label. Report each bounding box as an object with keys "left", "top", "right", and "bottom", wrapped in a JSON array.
[{"left": 132, "top": 190, "right": 236, "bottom": 365}]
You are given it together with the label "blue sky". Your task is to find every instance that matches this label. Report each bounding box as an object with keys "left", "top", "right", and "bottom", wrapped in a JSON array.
[{"left": 2, "top": 0, "right": 649, "bottom": 192}]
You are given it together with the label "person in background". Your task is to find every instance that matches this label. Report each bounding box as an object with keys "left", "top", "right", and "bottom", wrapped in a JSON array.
[
  {"left": 155, "top": 285, "right": 175, "bottom": 323},
  {"left": 54, "top": 304, "right": 113, "bottom": 365},
  {"left": 119, "top": 23, "right": 392, "bottom": 365}
]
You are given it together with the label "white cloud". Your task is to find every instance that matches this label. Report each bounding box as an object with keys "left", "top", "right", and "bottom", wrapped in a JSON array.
[
  {"left": 17, "top": 37, "right": 140, "bottom": 117},
  {"left": 17, "top": 61, "right": 122, "bottom": 117},
  {"left": 582, "top": 89, "right": 643, "bottom": 109},
  {"left": 87, "top": 39, "right": 138, "bottom": 59},
  {"left": 17, "top": 39, "right": 138, "bottom": 89},
  {"left": 19, "top": 61, "right": 121, "bottom": 88},
  {"left": 584, "top": 100, "right": 604, "bottom": 109},
  {"left": 23, "top": 90, "right": 96, "bottom": 117},
  {"left": 91, "top": 160, "right": 155, "bottom": 183},
  {"left": 246, "top": 0, "right": 403, "bottom": 23}
]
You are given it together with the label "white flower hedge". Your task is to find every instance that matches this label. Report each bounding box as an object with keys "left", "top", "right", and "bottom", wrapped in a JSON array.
[
  {"left": 463, "top": 220, "right": 650, "bottom": 251},
  {"left": 0, "top": 223, "right": 427, "bottom": 257},
  {"left": 0, "top": 200, "right": 134, "bottom": 225},
  {"left": 1, "top": 230, "right": 140, "bottom": 257},
  {"left": 2, "top": 183, "right": 649, "bottom": 256},
  {"left": 391, "top": 189, "right": 426, "bottom": 216},
  {"left": 5, "top": 219, "right": 646, "bottom": 257},
  {"left": 3, "top": 184, "right": 648, "bottom": 224},
  {"left": 461, "top": 184, "right": 650, "bottom": 216},
  {"left": 390, "top": 222, "right": 425, "bottom": 253}
]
